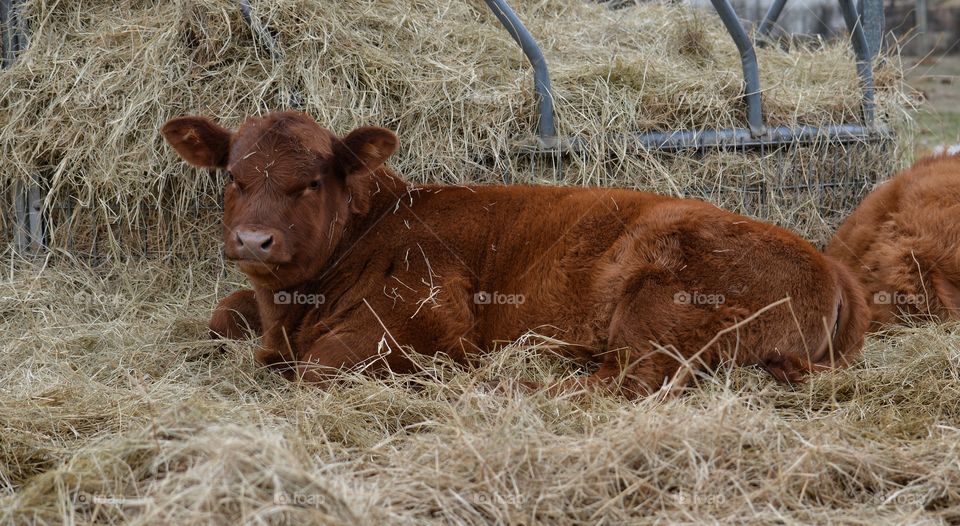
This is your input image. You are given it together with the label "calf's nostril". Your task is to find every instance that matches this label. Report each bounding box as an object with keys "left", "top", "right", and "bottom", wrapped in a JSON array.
[{"left": 232, "top": 230, "right": 281, "bottom": 260}]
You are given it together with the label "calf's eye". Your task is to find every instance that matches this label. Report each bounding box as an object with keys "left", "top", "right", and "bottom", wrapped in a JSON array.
[{"left": 309, "top": 180, "right": 321, "bottom": 189}]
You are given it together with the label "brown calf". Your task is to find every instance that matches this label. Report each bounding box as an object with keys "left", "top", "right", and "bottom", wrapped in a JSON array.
[
  {"left": 164, "top": 111, "right": 867, "bottom": 397},
  {"left": 827, "top": 153, "right": 960, "bottom": 328}
]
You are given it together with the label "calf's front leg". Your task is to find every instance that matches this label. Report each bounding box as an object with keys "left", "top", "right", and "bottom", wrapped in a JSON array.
[
  {"left": 209, "top": 289, "right": 262, "bottom": 340},
  {"left": 254, "top": 307, "right": 423, "bottom": 385},
  {"left": 260, "top": 294, "right": 480, "bottom": 385},
  {"left": 292, "top": 327, "right": 404, "bottom": 385}
]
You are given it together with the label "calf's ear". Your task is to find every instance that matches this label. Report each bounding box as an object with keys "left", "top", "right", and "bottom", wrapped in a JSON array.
[
  {"left": 333, "top": 126, "right": 398, "bottom": 177},
  {"left": 161, "top": 116, "right": 232, "bottom": 168},
  {"left": 333, "top": 127, "right": 398, "bottom": 214}
]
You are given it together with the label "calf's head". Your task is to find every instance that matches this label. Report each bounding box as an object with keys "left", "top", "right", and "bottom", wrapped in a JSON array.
[
  {"left": 161, "top": 111, "right": 397, "bottom": 288},
  {"left": 758, "top": 256, "right": 869, "bottom": 384}
]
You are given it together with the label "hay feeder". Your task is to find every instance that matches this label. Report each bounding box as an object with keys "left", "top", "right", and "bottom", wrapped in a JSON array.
[{"left": 1, "top": 0, "right": 901, "bottom": 260}]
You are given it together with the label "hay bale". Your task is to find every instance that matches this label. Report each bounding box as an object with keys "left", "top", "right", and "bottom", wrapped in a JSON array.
[{"left": 0, "top": 0, "right": 912, "bottom": 258}]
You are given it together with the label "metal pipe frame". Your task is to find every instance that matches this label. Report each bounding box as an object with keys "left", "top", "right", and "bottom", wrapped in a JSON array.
[
  {"left": 838, "top": 0, "right": 876, "bottom": 124},
  {"left": 3, "top": 0, "right": 43, "bottom": 253},
  {"left": 482, "top": 0, "right": 557, "bottom": 145},
  {"left": 237, "top": 0, "right": 302, "bottom": 109},
  {"left": 859, "top": 0, "right": 884, "bottom": 59},
  {"left": 238, "top": 0, "right": 281, "bottom": 61},
  {"left": 520, "top": 123, "right": 888, "bottom": 154},
  {"left": 482, "top": 0, "right": 883, "bottom": 154},
  {"left": 619, "top": 123, "right": 886, "bottom": 151},
  {"left": 709, "top": 0, "right": 765, "bottom": 137},
  {"left": 758, "top": 0, "right": 789, "bottom": 38}
]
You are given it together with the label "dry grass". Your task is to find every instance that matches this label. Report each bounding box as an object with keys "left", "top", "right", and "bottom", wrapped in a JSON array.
[
  {"left": 1, "top": 1, "right": 951, "bottom": 524},
  {"left": 3, "top": 260, "right": 960, "bottom": 524}
]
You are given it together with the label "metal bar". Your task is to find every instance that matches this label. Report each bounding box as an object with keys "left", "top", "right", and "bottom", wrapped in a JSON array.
[
  {"left": 709, "top": 0, "right": 764, "bottom": 137},
  {"left": 237, "top": 0, "right": 302, "bottom": 109},
  {"left": 757, "top": 0, "right": 788, "bottom": 38},
  {"left": 518, "top": 123, "right": 889, "bottom": 154},
  {"left": 26, "top": 184, "right": 42, "bottom": 250},
  {"left": 3, "top": 0, "right": 43, "bottom": 254},
  {"left": 636, "top": 124, "right": 880, "bottom": 150},
  {"left": 482, "top": 0, "right": 557, "bottom": 145},
  {"left": 238, "top": 0, "right": 280, "bottom": 60},
  {"left": 858, "top": 0, "right": 884, "bottom": 58},
  {"left": 0, "top": 0, "right": 10, "bottom": 61},
  {"left": 13, "top": 187, "right": 27, "bottom": 250},
  {"left": 630, "top": 123, "right": 887, "bottom": 150},
  {"left": 838, "top": 0, "right": 876, "bottom": 125},
  {"left": 915, "top": 0, "right": 929, "bottom": 54},
  {"left": 0, "top": 0, "right": 19, "bottom": 250}
]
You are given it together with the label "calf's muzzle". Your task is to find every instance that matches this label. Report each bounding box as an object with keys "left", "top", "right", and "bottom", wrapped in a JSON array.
[{"left": 227, "top": 226, "right": 291, "bottom": 264}]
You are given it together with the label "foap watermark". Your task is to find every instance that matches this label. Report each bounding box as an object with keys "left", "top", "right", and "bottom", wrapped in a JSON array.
[
  {"left": 867, "top": 491, "right": 928, "bottom": 508},
  {"left": 461, "top": 492, "right": 528, "bottom": 506},
  {"left": 275, "top": 491, "right": 326, "bottom": 507},
  {"left": 872, "top": 291, "right": 925, "bottom": 306},
  {"left": 73, "top": 291, "right": 120, "bottom": 309},
  {"left": 672, "top": 491, "right": 727, "bottom": 507},
  {"left": 474, "top": 290, "right": 525, "bottom": 306},
  {"left": 74, "top": 492, "right": 153, "bottom": 507},
  {"left": 673, "top": 290, "right": 725, "bottom": 306},
  {"left": 274, "top": 291, "right": 326, "bottom": 306}
]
